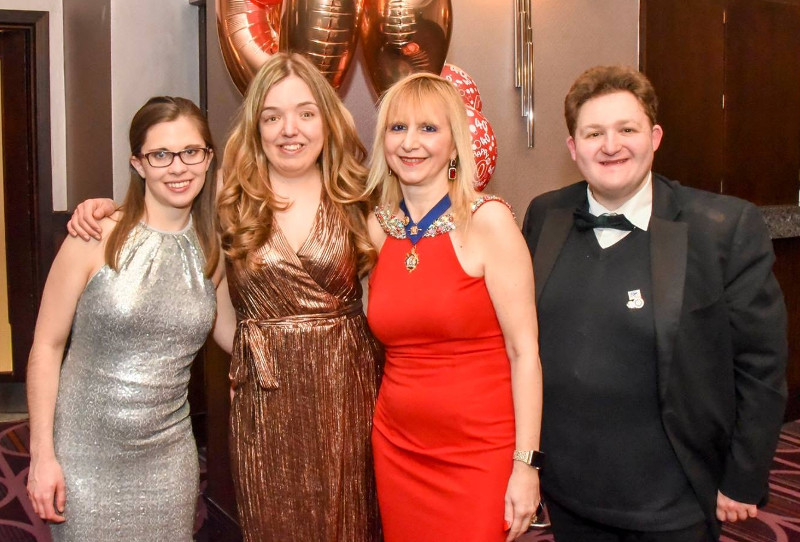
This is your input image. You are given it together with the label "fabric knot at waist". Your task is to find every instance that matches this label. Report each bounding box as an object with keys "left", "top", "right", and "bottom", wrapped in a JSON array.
[{"left": 229, "top": 301, "right": 364, "bottom": 390}]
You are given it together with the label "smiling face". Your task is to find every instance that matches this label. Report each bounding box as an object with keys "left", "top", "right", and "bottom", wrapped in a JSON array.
[
  {"left": 383, "top": 99, "right": 456, "bottom": 191},
  {"left": 130, "top": 116, "right": 212, "bottom": 214},
  {"left": 567, "top": 90, "right": 663, "bottom": 210},
  {"left": 258, "top": 74, "right": 324, "bottom": 180}
]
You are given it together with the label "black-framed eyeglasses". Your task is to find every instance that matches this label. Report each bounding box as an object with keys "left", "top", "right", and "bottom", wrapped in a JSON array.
[{"left": 139, "top": 148, "right": 211, "bottom": 168}]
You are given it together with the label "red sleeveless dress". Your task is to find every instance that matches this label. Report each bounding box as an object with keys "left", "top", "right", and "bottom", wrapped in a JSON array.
[{"left": 367, "top": 199, "right": 515, "bottom": 542}]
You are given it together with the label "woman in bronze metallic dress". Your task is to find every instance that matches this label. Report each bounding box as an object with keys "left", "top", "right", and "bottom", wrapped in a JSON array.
[{"left": 214, "top": 53, "right": 382, "bottom": 542}]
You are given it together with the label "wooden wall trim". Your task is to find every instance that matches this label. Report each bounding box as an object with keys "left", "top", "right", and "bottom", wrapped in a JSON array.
[{"left": 0, "top": 10, "right": 53, "bottom": 382}]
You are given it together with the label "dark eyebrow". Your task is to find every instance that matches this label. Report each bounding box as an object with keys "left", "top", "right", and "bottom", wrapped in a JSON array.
[{"left": 143, "top": 145, "right": 204, "bottom": 153}]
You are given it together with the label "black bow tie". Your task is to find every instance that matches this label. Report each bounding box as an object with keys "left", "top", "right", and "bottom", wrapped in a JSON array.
[{"left": 573, "top": 208, "right": 635, "bottom": 232}]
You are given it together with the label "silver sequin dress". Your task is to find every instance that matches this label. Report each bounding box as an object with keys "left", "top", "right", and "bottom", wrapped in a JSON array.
[{"left": 50, "top": 220, "right": 216, "bottom": 542}]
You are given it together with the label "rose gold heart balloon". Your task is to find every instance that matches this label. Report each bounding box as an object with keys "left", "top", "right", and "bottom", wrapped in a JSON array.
[
  {"left": 217, "top": 0, "right": 364, "bottom": 94},
  {"left": 217, "top": 0, "right": 281, "bottom": 94},
  {"left": 361, "top": 0, "right": 453, "bottom": 95},
  {"left": 280, "top": 0, "right": 364, "bottom": 89}
]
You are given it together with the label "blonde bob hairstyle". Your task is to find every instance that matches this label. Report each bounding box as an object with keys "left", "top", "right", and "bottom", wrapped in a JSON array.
[
  {"left": 218, "top": 52, "right": 374, "bottom": 275},
  {"left": 106, "top": 96, "right": 218, "bottom": 277},
  {"left": 365, "top": 72, "right": 478, "bottom": 225}
]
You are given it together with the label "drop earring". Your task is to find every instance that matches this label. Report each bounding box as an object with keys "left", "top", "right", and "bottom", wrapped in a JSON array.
[{"left": 448, "top": 158, "right": 457, "bottom": 180}]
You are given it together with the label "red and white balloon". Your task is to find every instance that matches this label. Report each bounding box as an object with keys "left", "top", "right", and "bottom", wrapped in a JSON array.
[
  {"left": 441, "top": 64, "right": 496, "bottom": 190},
  {"left": 441, "top": 63, "right": 482, "bottom": 111},
  {"left": 466, "top": 106, "right": 497, "bottom": 192}
]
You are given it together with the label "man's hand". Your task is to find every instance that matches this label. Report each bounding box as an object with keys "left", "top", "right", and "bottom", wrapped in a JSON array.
[{"left": 716, "top": 490, "right": 757, "bottom": 522}]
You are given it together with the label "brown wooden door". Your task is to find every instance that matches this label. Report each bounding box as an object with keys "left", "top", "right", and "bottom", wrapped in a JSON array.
[
  {"left": 724, "top": 0, "right": 800, "bottom": 205},
  {"left": 0, "top": 25, "right": 40, "bottom": 382},
  {"left": 640, "top": 0, "right": 726, "bottom": 195},
  {"left": 641, "top": 0, "right": 800, "bottom": 205}
]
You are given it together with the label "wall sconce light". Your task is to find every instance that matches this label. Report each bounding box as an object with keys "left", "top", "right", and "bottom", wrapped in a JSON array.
[{"left": 514, "top": 0, "right": 534, "bottom": 148}]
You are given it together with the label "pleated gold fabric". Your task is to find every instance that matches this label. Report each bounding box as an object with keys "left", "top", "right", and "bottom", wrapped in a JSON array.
[{"left": 227, "top": 195, "right": 382, "bottom": 542}]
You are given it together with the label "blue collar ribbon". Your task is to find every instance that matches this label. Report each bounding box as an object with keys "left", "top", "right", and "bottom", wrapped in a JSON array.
[{"left": 399, "top": 194, "right": 451, "bottom": 245}]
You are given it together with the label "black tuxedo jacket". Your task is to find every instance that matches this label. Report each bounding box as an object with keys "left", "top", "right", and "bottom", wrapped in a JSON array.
[{"left": 522, "top": 174, "right": 787, "bottom": 535}]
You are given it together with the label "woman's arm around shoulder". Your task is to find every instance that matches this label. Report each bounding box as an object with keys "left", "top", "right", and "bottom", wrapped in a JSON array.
[
  {"left": 26, "top": 220, "right": 111, "bottom": 523},
  {"left": 471, "top": 200, "right": 543, "bottom": 542},
  {"left": 213, "top": 273, "right": 239, "bottom": 403},
  {"left": 212, "top": 259, "right": 236, "bottom": 356},
  {"left": 67, "top": 198, "right": 118, "bottom": 241},
  {"left": 367, "top": 209, "right": 388, "bottom": 254}
]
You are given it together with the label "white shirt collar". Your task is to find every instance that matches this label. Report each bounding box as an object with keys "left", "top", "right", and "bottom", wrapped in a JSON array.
[{"left": 586, "top": 172, "right": 653, "bottom": 231}]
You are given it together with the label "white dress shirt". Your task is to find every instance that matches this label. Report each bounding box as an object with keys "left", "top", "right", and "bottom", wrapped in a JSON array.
[{"left": 586, "top": 172, "right": 653, "bottom": 249}]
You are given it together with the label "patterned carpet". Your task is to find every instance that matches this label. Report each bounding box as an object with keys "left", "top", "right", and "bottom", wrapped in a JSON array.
[
  {"left": 0, "top": 419, "right": 207, "bottom": 541},
  {"left": 2, "top": 418, "right": 800, "bottom": 541}
]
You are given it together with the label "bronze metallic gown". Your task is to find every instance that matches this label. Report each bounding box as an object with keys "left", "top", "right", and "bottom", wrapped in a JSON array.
[{"left": 227, "top": 195, "right": 382, "bottom": 542}]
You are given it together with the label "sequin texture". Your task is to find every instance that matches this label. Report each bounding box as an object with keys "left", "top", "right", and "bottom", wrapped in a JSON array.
[
  {"left": 375, "top": 206, "right": 455, "bottom": 239},
  {"left": 51, "top": 219, "right": 216, "bottom": 542},
  {"left": 374, "top": 194, "right": 513, "bottom": 238}
]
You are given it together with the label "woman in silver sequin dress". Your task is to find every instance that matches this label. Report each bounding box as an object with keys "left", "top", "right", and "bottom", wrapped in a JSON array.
[{"left": 25, "top": 97, "right": 223, "bottom": 541}]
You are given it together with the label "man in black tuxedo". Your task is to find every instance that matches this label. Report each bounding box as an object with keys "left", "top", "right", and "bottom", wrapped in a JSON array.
[{"left": 522, "top": 65, "right": 787, "bottom": 541}]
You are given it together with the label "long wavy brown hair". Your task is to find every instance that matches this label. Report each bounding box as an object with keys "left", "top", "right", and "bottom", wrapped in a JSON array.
[
  {"left": 105, "top": 96, "right": 219, "bottom": 276},
  {"left": 218, "top": 53, "right": 374, "bottom": 275}
]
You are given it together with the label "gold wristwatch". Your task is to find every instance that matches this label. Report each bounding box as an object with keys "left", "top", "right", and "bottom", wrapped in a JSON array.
[{"left": 513, "top": 449, "right": 545, "bottom": 469}]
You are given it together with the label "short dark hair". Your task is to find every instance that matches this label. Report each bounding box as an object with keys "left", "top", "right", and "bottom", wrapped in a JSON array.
[{"left": 564, "top": 65, "right": 658, "bottom": 136}]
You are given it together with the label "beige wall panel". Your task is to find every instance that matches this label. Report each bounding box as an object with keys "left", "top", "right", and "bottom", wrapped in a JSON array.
[{"left": 110, "top": 0, "right": 200, "bottom": 199}]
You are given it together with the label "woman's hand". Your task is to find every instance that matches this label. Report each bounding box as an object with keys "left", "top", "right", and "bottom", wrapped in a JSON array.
[
  {"left": 27, "top": 456, "right": 66, "bottom": 523},
  {"left": 67, "top": 198, "right": 117, "bottom": 241},
  {"left": 504, "top": 462, "right": 540, "bottom": 541}
]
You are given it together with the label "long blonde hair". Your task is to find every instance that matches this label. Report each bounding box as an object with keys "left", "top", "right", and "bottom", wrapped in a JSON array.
[
  {"left": 106, "top": 96, "right": 218, "bottom": 276},
  {"left": 366, "top": 73, "right": 478, "bottom": 224},
  {"left": 218, "top": 53, "right": 375, "bottom": 275}
]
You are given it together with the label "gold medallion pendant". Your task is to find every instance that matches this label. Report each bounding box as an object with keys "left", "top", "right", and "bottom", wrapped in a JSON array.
[
  {"left": 405, "top": 246, "right": 419, "bottom": 272},
  {"left": 398, "top": 194, "right": 451, "bottom": 274}
]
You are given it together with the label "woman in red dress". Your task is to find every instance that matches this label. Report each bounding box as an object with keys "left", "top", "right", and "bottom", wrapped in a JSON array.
[{"left": 365, "top": 73, "right": 544, "bottom": 542}]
